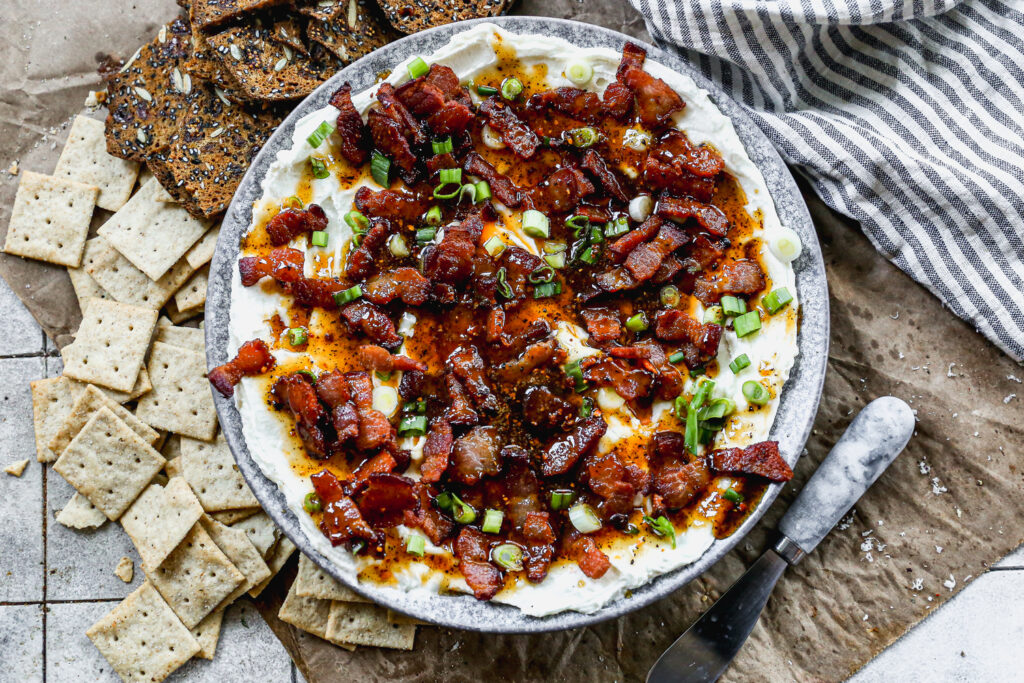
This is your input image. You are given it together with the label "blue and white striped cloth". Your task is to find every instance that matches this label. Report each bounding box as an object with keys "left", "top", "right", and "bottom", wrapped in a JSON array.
[{"left": 629, "top": 0, "right": 1024, "bottom": 361}]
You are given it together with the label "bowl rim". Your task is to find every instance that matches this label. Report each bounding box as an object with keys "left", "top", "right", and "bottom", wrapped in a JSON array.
[{"left": 205, "top": 15, "right": 830, "bottom": 634}]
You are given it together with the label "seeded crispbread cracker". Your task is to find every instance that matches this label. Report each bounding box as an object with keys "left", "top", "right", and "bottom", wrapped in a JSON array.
[
  {"left": 66, "top": 365, "right": 153, "bottom": 405},
  {"left": 56, "top": 492, "right": 108, "bottom": 529},
  {"left": 136, "top": 341, "right": 217, "bottom": 440},
  {"left": 295, "top": 552, "right": 369, "bottom": 603},
  {"left": 180, "top": 434, "right": 259, "bottom": 511},
  {"left": 53, "top": 407, "right": 166, "bottom": 520},
  {"left": 49, "top": 384, "right": 159, "bottom": 456},
  {"left": 2, "top": 171, "right": 98, "bottom": 267},
  {"left": 277, "top": 578, "right": 354, "bottom": 649},
  {"left": 82, "top": 236, "right": 196, "bottom": 310},
  {"left": 122, "top": 478, "right": 205, "bottom": 571},
  {"left": 250, "top": 535, "right": 295, "bottom": 597},
  {"left": 181, "top": 23, "right": 253, "bottom": 104},
  {"left": 30, "top": 376, "right": 77, "bottom": 463},
  {"left": 326, "top": 601, "right": 416, "bottom": 650},
  {"left": 55, "top": 115, "right": 140, "bottom": 211},
  {"left": 61, "top": 297, "right": 158, "bottom": 392},
  {"left": 155, "top": 323, "right": 204, "bottom": 352},
  {"left": 97, "top": 178, "right": 209, "bottom": 281},
  {"left": 294, "top": 0, "right": 346, "bottom": 21},
  {"left": 184, "top": 225, "right": 219, "bottom": 270},
  {"left": 67, "top": 265, "right": 110, "bottom": 307},
  {"left": 86, "top": 581, "right": 201, "bottom": 683},
  {"left": 306, "top": 0, "right": 398, "bottom": 65},
  {"left": 115, "top": 556, "right": 135, "bottom": 583},
  {"left": 174, "top": 264, "right": 209, "bottom": 312},
  {"left": 149, "top": 522, "right": 246, "bottom": 628},
  {"left": 199, "top": 515, "right": 271, "bottom": 607},
  {"left": 102, "top": 18, "right": 197, "bottom": 163},
  {"left": 210, "top": 507, "right": 259, "bottom": 524},
  {"left": 189, "top": 0, "right": 287, "bottom": 30},
  {"left": 375, "top": 0, "right": 511, "bottom": 34},
  {"left": 191, "top": 608, "right": 225, "bottom": 660}
]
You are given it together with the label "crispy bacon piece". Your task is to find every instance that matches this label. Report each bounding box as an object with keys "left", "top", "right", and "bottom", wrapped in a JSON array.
[
  {"left": 321, "top": 495, "right": 378, "bottom": 547},
  {"left": 561, "top": 527, "right": 611, "bottom": 579},
  {"left": 315, "top": 370, "right": 350, "bottom": 408},
  {"left": 608, "top": 215, "right": 664, "bottom": 261},
  {"left": 692, "top": 260, "right": 767, "bottom": 305},
  {"left": 329, "top": 83, "right": 369, "bottom": 166},
  {"left": 532, "top": 166, "right": 595, "bottom": 214},
  {"left": 354, "top": 473, "right": 418, "bottom": 527},
  {"left": 444, "top": 373, "right": 479, "bottom": 426},
  {"left": 710, "top": 441, "right": 793, "bottom": 482},
  {"left": 609, "top": 339, "right": 684, "bottom": 400},
  {"left": 311, "top": 468, "right": 346, "bottom": 504},
  {"left": 291, "top": 277, "right": 349, "bottom": 309},
  {"left": 657, "top": 195, "right": 730, "bottom": 236},
  {"left": 357, "top": 345, "right": 426, "bottom": 374},
  {"left": 345, "top": 371, "right": 396, "bottom": 452},
  {"left": 368, "top": 108, "right": 418, "bottom": 178},
  {"left": 420, "top": 419, "right": 453, "bottom": 483},
  {"left": 352, "top": 450, "right": 398, "bottom": 485},
  {"left": 426, "top": 152, "right": 457, "bottom": 174},
  {"left": 463, "top": 152, "right": 522, "bottom": 208},
  {"left": 340, "top": 300, "right": 403, "bottom": 349},
  {"left": 643, "top": 132, "right": 723, "bottom": 204},
  {"left": 423, "top": 213, "right": 482, "bottom": 286},
  {"left": 624, "top": 224, "right": 689, "bottom": 281},
  {"left": 454, "top": 527, "right": 503, "bottom": 600},
  {"left": 616, "top": 42, "right": 685, "bottom": 129},
  {"left": 265, "top": 204, "right": 328, "bottom": 246},
  {"left": 654, "top": 310, "right": 723, "bottom": 357},
  {"left": 648, "top": 431, "right": 713, "bottom": 508},
  {"left": 527, "top": 87, "right": 603, "bottom": 124},
  {"left": 403, "top": 482, "right": 454, "bottom": 545},
  {"left": 238, "top": 248, "right": 304, "bottom": 287},
  {"left": 209, "top": 339, "right": 275, "bottom": 398},
  {"left": 448, "top": 345, "right": 500, "bottom": 413},
  {"left": 396, "top": 65, "right": 474, "bottom": 135},
  {"left": 520, "top": 510, "right": 556, "bottom": 582},
  {"left": 585, "top": 451, "right": 638, "bottom": 514},
  {"left": 362, "top": 268, "right": 431, "bottom": 306},
  {"left": 354, "top": 186, "right": 430, "bottom": 224},
  {"left": 581, "top": 149, "right": 628, "bottom": 203},
  {"left": 451, "top": 425, "right": 502, "bottom": 486},
  {"left": 398, "top": 370, "right": 424, "bottom": 400},
  {"left": 478, "top": 97, "right": 540, "bottom": 159},
  {"left": 581, "top": 307, "right": 622, "bottom": 343},
  {"left": 498, "top": 245, "right": 544, "bottom": 302},
  {"left": 272, "top": 374, "right": 328, "bottom": 459},
  {"left": 652, "top": 254, "right": 686, "bottom": 285},
  {"left": 492, "top": 338, "right": 565, "bottom": 385},
  {"left": 594, "top": 266, "right": 639, "bottom": 293},
  {"left": 427, "top": 101, "right": 475, "bottom": 136},
  {"left": 581, "top": 356, "right": 654, "bottom": 401},
  {"left": 395, "top": 78, "right": 445, "bottom": 116},
  {"left": 541, "top": 415, "right": 607, "bottom": 477},
  {"left": 421, "top": 64, "right": 468, "bottom": 103},
  {"left": 376, "top": 82, "right": 425, "bottom": 145},
  {"left": 521, "top": 385, "right": 575, "bottom": 434},
  {"left": 601, "top": 80, "right": 634, "bottom": 119},
  {"left": 485, "top": 308, "right": 506, "bottom": 345},
  {"left": 344, "top": 219, "right": 391, "bottom": 281},
  {"left": 316, "top": 371, "right": 359, "bottom": 445},
  {"left": 687, "top": 234, "right": 727, "bottom": 270}
]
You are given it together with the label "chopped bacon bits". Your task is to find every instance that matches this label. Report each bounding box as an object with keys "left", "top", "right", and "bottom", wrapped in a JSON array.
[
  {"left": 692, "top": 260, "right": 767, "bottom": 305},
  {"left": 357, "top": 345, "right": 426, "bottom": 374},
  {"left": 455, "top": 527, "right": 504, "bottom": 600},
  {"left": 239, "top": 248, "right": 304, "bottom": 287},
  {"left": 657, "top": 194, "right": 730, "bottom": 236},
  {"left": 272, "top": 374, "right": 328, "bottom": 459},
  {"left": 478, "top": 97, "right": 541, "bottom": 159},
  {"left": 616, "top": 42, "right": 685, "bottom": 129},
  {"left": 562, "top": 527, "right": 611, "bottom": 580},
  {"left": 354, "top": 186, "right": 429, "bottom": 224},
  {"left": 710, "top": 441, "right": 793, "bottom": 482},
  {"left": 420, "top": 419, "right": 453, "bottom": 483},
  {"left": 581, "top": 307, "right": 622, "bottom": 343},
  {"left": 463, "top": 152, "right": 522, "bottom": 208},
  {"left": 265, "top": 204, "right": 328, "bottom": 246},
  {"left": 340, "top": 300, "right": 403, "bottom": 350},
  {"left": 209, "top": 339, "right": 275, "bottom": 398},
  {"left": 451, "top": 425, "right": 502, "bottom": 486},
  {"left": 354, "top": 473, "right": 418, "bottom": 527},
  {"left": 329, "top": 83, "right": 370, "bottom": 166},
  {"left": 345, "top": 371, "right": 396, "bottom": 452},
  {"left": 624, "top": 224, "right": 689, "bottom": 281},
  {"left": 362, "top": 268, "right": 431, "bottom": 306},
  {"left": 654, "top": 310, "right": 723, "bottom": 357},
  {"left": 541, "top": 416, "right": 608, "bottom": 477}
]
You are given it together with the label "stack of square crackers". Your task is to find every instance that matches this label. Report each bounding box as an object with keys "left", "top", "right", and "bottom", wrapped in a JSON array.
[{"left": 5, "top": 113, "right": 423, "bottom": 682}]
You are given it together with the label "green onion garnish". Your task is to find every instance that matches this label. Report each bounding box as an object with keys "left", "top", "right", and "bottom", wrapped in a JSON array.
[
  {"left": 643, "top": 515, "right": 677, "bottom": 548},
  {"left": 474, "top": 180, "right": 492, "bottom": 202},
  {"left": 742, "top": 380, "right": 770, "bottom": 405},
  {"left": 565, "top": 214, "right": 590, "bottom": 236},
  {"left": 431, "top": 136, "right": 453, "bottom": 155},
  {"left": 668, "top": 351, "right": 686, "bottom": 364},
  {"left": 407, "top": 56, "right": 429, "bottom": 79},
  {"left": 500, "top": 77, "right": 523, "bottom": 100},
  {"left": 370, "top": 150, "right": 390, "bottom": 186},
  {"left": 528, "top": 265, "right": 555, "bottom": 284},
  {"left": 626, "top": 312, "right": 648, "bottom": 333},
  {"left": 762, "top": 287, "right": 793, "bottom": 315},
  {"left": 406, "top": 532, "right": 426, "bottom": 556},
  {"left": 565, "top": 60, "right": 594, "bottom": 86},
  {"left": 451, "top": 495, "right": 476, "bottom": 524},
  {"left": 660, "top": 285, "right": 680, "bottom": 308},
  {"left": 306, "top": 120, "right": 334, "bottom": 148},
  {"left": 496, "top": 267, "right": 513, "bottom": 299},
  {"left": 550, "top": 489, "right": 575, "bottom": 511},
  {"left": 303, "top": 492, "right": 322, "bottom": 514},
  {"left": 310, "top": 157, "right": 329, "bottom": 179},
  {"left": 684, "top": 405, "right": 699, "bottom": 452},
  {"left": 729, "top": 354, "right": 751, "bottom": 374},
  {"left": 375, "top": 371, "right": 392, "bottom": 383},
  {"left": 481, "top": 509, "right": 504, "bottom": 534},
  {"left": 604, "top": 215, "right": 630, "bottom": 238},
  {"left": 733, "top": 310, "right": 762, "bottom": 337},
  {"left": 544, "top": 252, "right": 566, "bottom": 269},
  {"left": 690, "top": 378, "right": 715, "bottom": 411},
  {"left": 565, "top": 126, "right": 599, "bottom": 148},
  {"left": 568, "top": 503, "right": 602, "bottom": 533},
  {"left": 476, "top": 84, "right": 499, "bottom": 96},
  {"left": 722, "top": 488, "right": 743, "bottom": 504},
  {"left": 720, "top": 295, "right": 747, "bottom": 317},
  {"left": 424, "top": 205, "right": 442, "bottom": 226},
  {"left": 433, "top": 182, "right": 460, "bottom": 199},
  {"left": 491, "top": 543, "right": 524, "bottom": 571},
  {"left": 398, "top": 414, "right": 428, "bottom": 437},
  {"left": 579, "top": 397, "right": 594, "bottom": 419},
  {"left": 563, "top": 359, "right": 587, "bottom": 392},
  {"left": 578, "top": 246, "right": 599, "bottom": 265},
  {"left": 310, "top": 230, "right": 328, "bottom": 247},
  {"left": 404, "top": 398, "right": 427, "bottom": 414},
  {"left": 287, "top": 327, "right": 308, "bottom": 346},
  {"left": 699, "top": 397, "right": 735, "bottom": 421},
  {"left": 533, "top": 281, "right": 562, "bottom": 299},
  {"left": 345, "top": 210, "right": 369, "bottom": 233},
  {"left": 590, "top": 224, "right": 605, "bottom": 244},
  {"left": 415, "top": 227, "right": 436, "bottom": 244},
  {"left": 332, "top": 285, "right": 362, "bottom": 306},
  {"left": 704, "top": 305, "right": 725, "bottom": 324},
  {"left": 438, "top": 168, "right": 461, "bottom": 185},
  {"left": 284, "top": 195, "right": 303, "bottom": 209},
  {"left": 483, "top": 235, "right": 506, "bottom": 257},
  {"left": 387, "top": 233, "right": 409, "bottom": 258},
  {"left": 457, "top": 183, "right": 477, "bottom": 204},
  {"left": 435, "top": 491, "right": 454, "bottom": 513},
  {"left": 522, "top": 209, "right": 550, "bottom": 238}
]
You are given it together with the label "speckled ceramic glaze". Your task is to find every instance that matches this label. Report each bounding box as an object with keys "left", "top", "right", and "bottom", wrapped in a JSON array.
[{"left": 206, "top": 16, "right": 830, "bottom": 634}]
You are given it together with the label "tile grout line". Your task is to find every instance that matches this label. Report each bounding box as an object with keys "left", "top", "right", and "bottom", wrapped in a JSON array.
[
  {"left": 41, "top": 351, "right": 49, "bottom": 683},
  {"left": 2, "top": 598, "right": 124, "bottom": 606}
]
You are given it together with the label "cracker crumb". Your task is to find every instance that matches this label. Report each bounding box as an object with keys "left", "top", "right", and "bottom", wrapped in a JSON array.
[
  {"left": 931, "top": 477, "right": 948, "bottom": 495},
  {"left": 114, "top": 556, "right": 134, "bottom": 583},
  {"left": 943, "top": 574, "right": 956, "bottom": 591},
  {"left": 1004, "top": 394, "right": 1016, "bottom": 404},
  {"left": 4, "top": 459, "right": 29, "bottom": 476}
]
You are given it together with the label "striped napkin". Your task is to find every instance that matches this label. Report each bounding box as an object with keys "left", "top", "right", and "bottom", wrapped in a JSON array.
[{"left": 629, "top": 0, "right": 1024, "bottom": 361}]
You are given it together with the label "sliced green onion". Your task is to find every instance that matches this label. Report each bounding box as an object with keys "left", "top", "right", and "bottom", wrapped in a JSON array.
[
  {"left": 398, "top": 414, "right": 428, "bottom": 437},
  {"left": 565, "top": 126, "right": 600, "bottom": 148},
  {"left": 720, "top": 295, "right": 746, "bottom": 317},
  {"left": 431, "top": 136, "right": 453, "bottom": 155},
  {"left": 375, "top": 370, "right": 393, "bottom": 382},
  {"left": 743, "top": 380, "right": 770, "bottom": 405},
  {"left": 491, "top": 543, "right": 524, "bottom": 571},
  {"left": 660, "top": 285, "right": 680, "bottom": 308},
  {"left": 626, "top": 312, "right": 648, "bottom": 333},
  {"left": 668, "top": 351, "right": 686, "bottom": 364},
  {"left": 435, "top": 491, "right": 454, "bottom": 513},
  {"left": 762, "top": 287, "right": 793, "bottom": 315},
  {"left": 483, "top": 235, "right": 506, "bottom": 257},
  {"left": 406, "top": 532, "right": 426, "bottom": 556},
  {"left": 451, "top": 495, "right": 476, "bottom": 524},
  {"left": 423, "top": 205, "right": 442, "bottom": 226},
  {"left": 500, "top": 77, "right": 523, "bottom": 100},
  {"left": 590, "top": 225, "right": 605, "bottom": 244},
  {"left": 565, "top": 214, "right": 590, "bottom": 236},
  {"left": 722, "top": 488, "right": 744, "bottom": 504},
  {"left": 528, "top": 265, "right": 556, "bottom": 284},
  {"left": 287, "top": 327, "right": 308, "bottom": 346},
  {"left": 387, "top": 233, "right": 409, "bottom": 258},
  {"left": 303, "top": 492, "right": 322, "bottom": 514},
  {"left": 345, "top": 210, "right": 369, "bottom": 233},
  {"left": 699, "top": 398, "right": 735, "bottom": 421},
  {"left": 533, "top": 281, "right": 562, "bottom": 299},
  {"left": 370, "top": 150, "right": 390, "bottom": 186},
  {"left": 476, "top": 84, "right": 499, "bottom": 96},
  {"left": 550, "top": 489, "right": 575, "bottom": 511},
  {"left": 310, "top": 157, "right": 329, "bottom": 179},
  {"left": 404, "top": 398, "right": 427, "bottom": 414},
  {"left": 733, "top": 310, "right": 762, "bottom": 337},
  {"left": 704, "top": 305, "right": 725, "bottom": 324},
  {"left": 684, "top": 405, "right": 699, "bottom": 453},
  {"left": 496, "top": 267, "right": 513, "bottom": 299},
  {"left": 578, "top": 246, "right": 599, "bottom": 265},
  {"left": 579, "top": 397, "right": 594, "bottom": 419},
  {"left": 284, "top": 195, "right": 303, "bottom": 209},
  {"left": 408, "top": 56, "right": 429, "bottom": 79},
  {"left": 690, "top": 378, "right": 715, "bottom": 411},
  {"left": 543, "top": 241, "right": 567, "bottom": 254},
  {"left": 565, "top": 59, "right": 593, "bottom": 86},
  {"left": 729, "top": 354, "right": 751, "bottom": 374},
  {"left": 457, "top": 183, "right": 477, "bottom": 204},
  {"left": 297, "top": 369, "right": 318, "bottom": 382},
  {"left": 569, "top": 503, "right": 602, "bottom": 533},
  {"left": 563, "top": 359, "right": 587, "bottom": 392},
  {"left": 415, "top": 227, "right": 437, "bottom": 244},
  {"left": 623, "top": 523, "right": 641, "bottom": 535},
  {"left": 475, "top": 180, "right": 492, "bottom": 201},
  {"left": 306, "top": 120, "right": 334, "bottom": 148},
  {"left": 673, "top": 394, "right": 687, "bottom": 421},
  {"left": 643, "top": 515, "right": 677, "bottom": 548},
  {"left": 310, "top": 230, "right": 328, "bottom": 247},
  {"left": 544, "top": 252, "right": 566, "bottom": 269},
  {"left": 433, "top": 181, "right": 460, "bottom": 199},
  {"left": 522, "top": 209, "right": 550, "bottom": 238},
  {"left": 439, "top": 168, "right": 461, "bottom": 185},
  {"left": 481, "top": 509, "right": 504, "bottom": 534},
  {"left": 332, "top": 285, "right": 362, "bottom": 306},
  {"left": 604, "top": 215, "right": 629, "bottom": 238}
]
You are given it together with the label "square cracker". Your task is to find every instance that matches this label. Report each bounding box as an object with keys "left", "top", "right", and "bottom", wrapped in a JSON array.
[
  {"left": 97, "top": 177, "right": 209, "bottom": 281},
  {"left": 277, "top": 578, "right": 354, "bottom": 649},
  {"left": 149, "top": 522, "right": 246, "bottom": 629},
  {"left": 155, "top": 323, "right": 204, "bottom": 352},
  {"left": 210, "top": 508, "right": 259, "bottom": 525},
  {"left": 250, "top": 536, "right": 295, "bottom": 598},
  {"left": 121, "top": 478, "right": 205, "bottom": 571},
  {"left": 326, "top": 602, "right": 416, "bottom": 650},
  {"left": 86, "top": 582, "right": 200, "bottom": 683},
  {"left": 30, "top": 376, "right": 76, "bottom": 463},
  {"left": 54, "top": 115, "right": 140, "bottom": 211},
  {"left": 56, "top": 492, "right": 107, "bottom": 529},
  {"left": 165, "top": 296, "right": 203, "bottom": 324},
  {"left": 180, "top": 434, "right": 259, "bottom": 511},
  {"left": 61, "top": 297, "right": 158, "bottom": 392},
  {"left": 53, "top": 407, "right": 166, "bottom": 520},
  {"left": 136, "top": 342, "right": 217, "bottom": 440},
  {"left": 67, "top": 265, "right": 109, "bottom": 307},
  {"left": 295, "top": 553, "right": 368, "bottom": 603},
  {"left": 82, "top": 236, "right": 195, "bottom": 310},
  {"left": 191, "top": 608, "right": 225, "bottom": 660},
  {"left": 67, "top": 365, "right": 153, "bottom": 405},
  {"left": 185, "top": 225, "right": 219, "bottom": 270},
  {"left": 199, "top": 515, "right": 271, "bottom": 607},
  {"left": 231, "top": 512, "right": 279, "bottom": 557},
  {"left": 174, "top": 264, "right": 208, "bottom": 312},
  {"left": 3, "top": 171, "right": 97, "bottom": 267},
  {"left": 49, "top": 384, "right": 159, "bottom": 456}
]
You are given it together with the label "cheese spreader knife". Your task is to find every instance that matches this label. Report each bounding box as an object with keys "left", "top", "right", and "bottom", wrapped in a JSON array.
[{"left": 647, "top": 396, "right": 916, "bottom": 683}]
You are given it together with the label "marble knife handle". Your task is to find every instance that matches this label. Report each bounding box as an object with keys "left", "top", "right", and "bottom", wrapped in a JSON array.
[{"left": 776, "top": 397, "right": 915, "bottom": 559}]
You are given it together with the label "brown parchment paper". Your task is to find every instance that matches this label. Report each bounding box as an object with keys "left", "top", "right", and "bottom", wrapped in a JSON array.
[{"left": 2, "top": 0, "right": 1021, "bottom": 680}]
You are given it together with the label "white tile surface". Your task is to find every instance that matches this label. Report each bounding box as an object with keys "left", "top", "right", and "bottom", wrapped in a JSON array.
[
  {"left": 0, "top": 604, "right": 44, "bottom": 683},
  {"left": 0, "top": 277, "right": 46, "bottom": 355},
  {"left": 45, "top": 601, "right": 122, "bottom": 683}
]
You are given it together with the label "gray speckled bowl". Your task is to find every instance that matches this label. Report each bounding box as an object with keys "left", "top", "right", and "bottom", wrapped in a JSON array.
[{"left": 206, "top": 16, "right": 829, "bottom": 634}]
